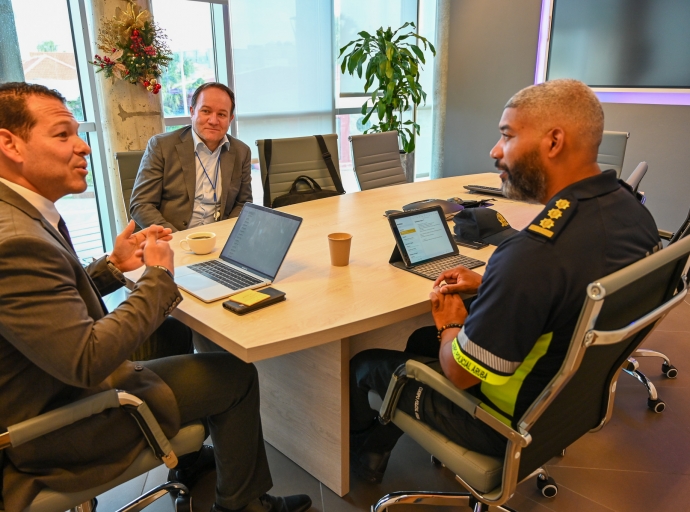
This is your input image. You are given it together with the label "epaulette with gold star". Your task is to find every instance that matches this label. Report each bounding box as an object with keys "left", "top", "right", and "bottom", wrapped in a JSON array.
[{"left": 527, "top": 194, "right": 577, "bottom": 240}]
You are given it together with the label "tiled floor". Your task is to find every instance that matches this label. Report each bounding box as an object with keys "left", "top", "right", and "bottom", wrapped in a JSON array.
[{"left": 97, "top": 297, "right": 690, "bottom": 512}]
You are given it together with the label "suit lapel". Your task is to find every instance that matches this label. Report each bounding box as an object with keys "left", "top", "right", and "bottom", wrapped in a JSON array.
[
  {"left": 220, "top": 137, "right": 237, "bottom": 216},
  {"left": 0, "top": 183, "right": 106, "bottom": 309},
  {"left": 176, "top": 127, "right": 197, "bottom": 205},
  {"left": 0, "top": 183, "right": 76, "bottom": 256}
]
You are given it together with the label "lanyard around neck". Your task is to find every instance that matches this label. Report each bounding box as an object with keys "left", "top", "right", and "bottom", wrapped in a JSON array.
[{"left": 195, "top": 150, "right": 221, "bottom": 203}]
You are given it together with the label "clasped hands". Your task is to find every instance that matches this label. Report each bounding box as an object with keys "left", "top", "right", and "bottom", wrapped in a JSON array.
[
  {"left": 430, "top": 265, "right": 483, "bottom": 331},
  {"left": 108, "top": 220, "right": 175, "bottom": 275}
]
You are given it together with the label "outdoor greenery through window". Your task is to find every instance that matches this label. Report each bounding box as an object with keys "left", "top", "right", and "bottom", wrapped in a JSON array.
[{"left": 153, "top": 0, "right": 217, "bottom": 117}]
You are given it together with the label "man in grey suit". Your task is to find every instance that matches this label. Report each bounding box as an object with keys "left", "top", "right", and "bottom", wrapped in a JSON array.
[
  {"left": 0, "top": 83, "right": 310, "bottom": 512},
  {"left": 130, "top": 82, "right": 252, "bottom": 231}
]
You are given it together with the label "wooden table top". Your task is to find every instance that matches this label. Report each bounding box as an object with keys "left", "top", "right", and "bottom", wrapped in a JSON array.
[{"left": 129, "top": 173, "right": 544, "bottom": 362}]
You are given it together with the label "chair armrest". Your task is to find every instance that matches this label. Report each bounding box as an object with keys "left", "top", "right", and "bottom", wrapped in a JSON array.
[
  {"left": 404, "top": 360, "right": 482, "bottom": 416},
  {"left": 378, "top": 360, "right": 530, "bottom": 447},
  {"left": 2, "top": 390, "right": 178, "bottom": 468},
  {"left": 5, "top": 390, "right": 121, "bottom": 448},
  {"left": 659, "top": 229, "right": 674, "bottom": 241}
]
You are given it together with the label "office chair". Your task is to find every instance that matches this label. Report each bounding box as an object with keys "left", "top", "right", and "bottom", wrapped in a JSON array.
[
  {"left": 349, "top": 131, "right": 408, "bottom": 191},
  {"left": 372, "top": 235, "right": 690, "bottom": 512},
  {"left": 115, "top": 151, "right": 145, "bottom": 221},
  {"left": 255, "top": 135, "right": 343, "bottom": 207},
  {"left": 625, "top": 161, "right": 648, "bottom": 193},
  {"left": 597, "top": 131, "right": 629, "bottom": 178},
  {"left": 624, "top": 205, "right": 690, "bottom": 412},
  {"left": 0, "top": 390, "right": 205, "bottom": 512}
]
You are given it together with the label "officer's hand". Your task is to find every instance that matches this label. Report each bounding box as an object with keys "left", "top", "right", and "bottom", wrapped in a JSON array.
[
  {"left": 135, "top": 227, "right": 175, "bottom": 276},
  {"left": 433, "top": 266, "right": 483, "bottom": 294},
  {"left": 109, "top": 221, "right": 173, "bottom": 272},
  {"left": 430, "top": 286, "right": 468, "bottom": 329}
]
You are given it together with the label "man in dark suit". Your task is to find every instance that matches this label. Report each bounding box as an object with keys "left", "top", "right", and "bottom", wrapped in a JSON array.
[
  {"left": 130, "top": 82, "right": 252, "bottom": 231},
  {"left": 0, "top": 83, "right": 310, "bottom": 512}
]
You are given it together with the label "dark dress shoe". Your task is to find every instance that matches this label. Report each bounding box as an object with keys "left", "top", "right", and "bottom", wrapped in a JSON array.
[
  {"left": 168, "top": 444, "right": 216, "bottom": 490},
  {"left": 211, "top": 494, "right": 312, "bottom": 512},
  {"left": 350, "top": 449, "right": 391, "bottom": 483}
]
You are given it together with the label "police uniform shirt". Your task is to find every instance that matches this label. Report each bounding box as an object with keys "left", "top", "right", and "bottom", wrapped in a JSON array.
[{"left": 451, "top": 170, "right": 660, "bottom": 428}]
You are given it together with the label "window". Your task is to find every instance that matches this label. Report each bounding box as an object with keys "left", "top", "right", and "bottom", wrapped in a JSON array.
[
  {"left": 8, "top": 0, "right": 114, "bottom": 260},
  {"left": 334, "top": 0, "right": 436, "bottom": 181},
  {"left": 153, "top": 0, "right": 218, "bottom": 118}
]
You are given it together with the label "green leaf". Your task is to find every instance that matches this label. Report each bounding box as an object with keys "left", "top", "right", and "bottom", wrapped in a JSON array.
[
  {"left": 377, "top": 100, "right": 386, "bottom": 121},
  {"left": 361, "top": 102, "right": 368, "bottom": 115},
  {"left": 428, "top": 42, "right": 436, "bottom": 55},
  {"left": 385, "top": 60, "right": 393, "bottom": 79},
  {"left": 340, "top": 60, "right": 347, "bottom": 74},
  {"left": 338, "top": 40, "right": 356, "bottom": 56},
  {"left": 358, "top": 30, "right": 373, "bottom": 40},
  {"left": 410, "top": 45, "right": 425, "bottom": 64}
]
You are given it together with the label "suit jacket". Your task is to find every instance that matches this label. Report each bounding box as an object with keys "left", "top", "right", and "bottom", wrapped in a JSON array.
[
  {"left": 130, "top": 126, "right": 253, "bottom": 232},
  {"left": 0, "top": 182, "right": 183, "bottom": 511}
]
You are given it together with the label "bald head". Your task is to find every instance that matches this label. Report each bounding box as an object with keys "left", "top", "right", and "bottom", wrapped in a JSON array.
[{"left": 505, "top": 79, "right": 604, "bottom": 156}]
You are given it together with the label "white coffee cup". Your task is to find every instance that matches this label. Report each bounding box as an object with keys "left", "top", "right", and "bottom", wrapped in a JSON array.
[{"left": 180, "top": 232, "right": 216, "bottom": 255}]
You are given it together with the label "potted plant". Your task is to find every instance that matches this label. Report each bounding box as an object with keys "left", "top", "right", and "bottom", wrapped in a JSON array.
[{"left": 339, "top": 22, "right": 435, "bottom": 181}]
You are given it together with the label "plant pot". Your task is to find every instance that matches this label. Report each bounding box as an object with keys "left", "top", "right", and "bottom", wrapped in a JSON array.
[{"left": 400, "top": 150, "right": 415, "bottom": 183}]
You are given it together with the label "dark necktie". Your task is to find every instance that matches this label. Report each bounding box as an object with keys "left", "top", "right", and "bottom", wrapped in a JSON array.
[{"left": 57, "top": 216, "right": 76, "bottom": 252}]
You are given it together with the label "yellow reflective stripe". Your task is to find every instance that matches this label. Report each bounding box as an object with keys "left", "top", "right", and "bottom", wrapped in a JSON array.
[
  {"left": 451, "top": 338, "right": 512, "bottom": 386},
  {"left": 480, "top": 332, "right": 553, "bottom": 418}
]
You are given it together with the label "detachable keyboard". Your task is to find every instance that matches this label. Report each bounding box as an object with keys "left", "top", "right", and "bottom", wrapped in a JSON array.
[
  {"left": 411, "top": 253, "right": 485, "bottom": 280},
  {"left": 463, "top": 184, "right": 505, "bottom": 197},
  {"left": 188, "top": 260, "right": 263, "bottom": 290}
]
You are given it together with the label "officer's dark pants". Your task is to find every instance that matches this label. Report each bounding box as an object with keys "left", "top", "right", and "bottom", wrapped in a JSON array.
[
  {"left": 350, "top": 326, "right": 507, "bottom": 458},
  {"left": 144, "top": 353, "right": 273, "bottom": 510}
]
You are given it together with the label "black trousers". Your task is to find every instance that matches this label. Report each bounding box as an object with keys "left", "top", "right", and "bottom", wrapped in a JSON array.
[
  {"left": 144, "top": 353, "right": 272, "bottom": 510},
  {"left": 128, "top": 317, "right": 194, "bottom": 362},
  {"left": 350, "top": 326, "right": 507, "bottom": 458}
]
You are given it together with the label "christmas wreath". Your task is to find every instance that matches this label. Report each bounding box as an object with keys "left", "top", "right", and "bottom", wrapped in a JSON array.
[{"left": 90, "top": 1, "right": 172, "bottom": 94}]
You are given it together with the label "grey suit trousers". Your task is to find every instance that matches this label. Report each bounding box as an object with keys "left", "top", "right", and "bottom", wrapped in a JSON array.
[{"left": 144, "top": 353, "right": 273, "bottom": 509}]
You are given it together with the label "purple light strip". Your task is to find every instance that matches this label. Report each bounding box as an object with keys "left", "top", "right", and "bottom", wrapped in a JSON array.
[
  {"left": 594, "top": 91, "right": 690, "bottom": 106},
  {"left": 535, "top": 0, "right": 690, "bottom": 106}
]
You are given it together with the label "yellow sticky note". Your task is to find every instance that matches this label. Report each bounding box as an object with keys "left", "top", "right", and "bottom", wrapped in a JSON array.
[{"left": 229, "top": 289, "right": 271, "bottom": 306}]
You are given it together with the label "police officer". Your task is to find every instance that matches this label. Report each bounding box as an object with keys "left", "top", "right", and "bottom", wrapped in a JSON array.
[{"left": 349, "top": 78, "right": 661, "bottom": 483}]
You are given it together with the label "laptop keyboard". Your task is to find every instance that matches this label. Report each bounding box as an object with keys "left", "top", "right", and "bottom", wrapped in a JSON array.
[
  {"left": 413, "top": 254, "right": 485, "bottom": 280},
  {"left": 188, "top": 260, "right": 263, "bottom": 290}
]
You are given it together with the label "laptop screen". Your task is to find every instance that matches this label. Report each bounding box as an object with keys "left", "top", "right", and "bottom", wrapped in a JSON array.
[
  {"left": 220, "top": 203, "right": 302, "bottom": 280},
  {"left": 393, "top": 209, "right": 455, "bottom": 264}
]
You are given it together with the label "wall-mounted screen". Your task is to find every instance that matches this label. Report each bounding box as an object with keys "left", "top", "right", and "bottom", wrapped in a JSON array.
[{"left": 547, "top": 0, "right": 690, "bottom": 88}]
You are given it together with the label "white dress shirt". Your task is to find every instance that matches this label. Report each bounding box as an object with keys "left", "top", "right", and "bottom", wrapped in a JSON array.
[
  {"left": 0, "top": 177, "right": 63, "bottom": 235},
  {"left": 190, "top": 129, "right": 230, "bottom": 228}
]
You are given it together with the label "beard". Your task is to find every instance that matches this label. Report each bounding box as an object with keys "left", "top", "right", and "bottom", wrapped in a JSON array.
[{"left": 495, "top": 149, "right": 547, "bottom": 203}]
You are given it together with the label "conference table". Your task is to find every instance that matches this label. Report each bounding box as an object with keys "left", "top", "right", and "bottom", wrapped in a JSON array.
[{"left": 136, "top": 172, "right": 543, "bottom": 496}]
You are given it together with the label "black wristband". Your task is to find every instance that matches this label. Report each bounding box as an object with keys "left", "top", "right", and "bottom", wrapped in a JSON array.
[{"left": 437, "top": 323, "right": 463, "bottom": 341}]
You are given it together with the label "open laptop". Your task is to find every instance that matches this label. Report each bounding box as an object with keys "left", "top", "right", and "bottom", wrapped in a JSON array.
[
  {"left": 388, "top": 206, "right": 485, "bottom": 280},
  {"left": 175, "top": 203, "right": 302, "bottom": 302}
]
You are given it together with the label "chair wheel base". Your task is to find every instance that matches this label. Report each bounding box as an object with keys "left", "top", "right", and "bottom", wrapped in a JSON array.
[
  {"left": 648, "top": 398, "right": 666, "bottom": 413},
  {"left": 662, "top": 362, "right": 678, "bottom": 379},
  {"left": 536, "top": 475, "right": 558, "bottom": 498},
  {"left": 430, "top": 455, "right": 444, "bottom": 467}
]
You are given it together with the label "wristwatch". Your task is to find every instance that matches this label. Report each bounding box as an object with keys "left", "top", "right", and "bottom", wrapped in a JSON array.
[{"left": 152, "top": 265, "right": 174, "bottom": 280}]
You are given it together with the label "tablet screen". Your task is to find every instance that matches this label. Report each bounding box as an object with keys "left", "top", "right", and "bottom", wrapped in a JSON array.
[{"left": 393, "top": 209, "right": 455, "bottom": 264}]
